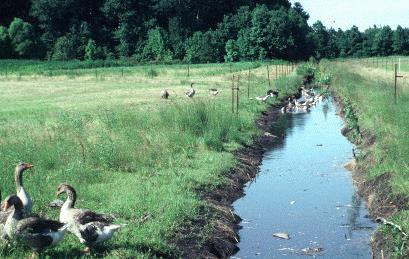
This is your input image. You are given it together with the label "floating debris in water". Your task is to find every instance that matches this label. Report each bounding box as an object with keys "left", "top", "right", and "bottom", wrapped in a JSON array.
[
  {"left": 273, "top": 232, "right": 290, "bottom": 240},
  {"left": 299, "top": 247, "right": 324, "bottom": 256}
]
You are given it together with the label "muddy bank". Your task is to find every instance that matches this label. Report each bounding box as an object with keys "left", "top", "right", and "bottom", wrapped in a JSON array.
[
  {"left": 172, "top": 98, "right": 293, "bottom": 258},
  {"left": 333, "top": 94, "right": 409, "bottom": 259}
]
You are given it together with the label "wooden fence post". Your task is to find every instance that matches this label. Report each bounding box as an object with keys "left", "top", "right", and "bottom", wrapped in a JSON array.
[
  {"left": 248, "top": 68, "right": 250, "bottom": 98},
  {"left": 232, "top": 75, "right": 235, "bottom": 113},
  {"left": 394, "top": 64, "right": 403, "bottom": 104},
  {"left": 267, "top": 65, "right": 271, "bottom": 87},
  {"left": 237, "top": 75, "right": 240, "bottom": 114}
]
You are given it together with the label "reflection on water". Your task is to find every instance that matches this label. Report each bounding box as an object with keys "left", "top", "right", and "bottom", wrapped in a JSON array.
[{"left": 232, "top": 99, "right": 376, "bottom": 258}]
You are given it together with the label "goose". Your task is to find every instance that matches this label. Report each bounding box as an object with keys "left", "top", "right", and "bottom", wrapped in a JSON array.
[
  {"left": 209, "top": 88, "right": 219, "bottom": 96},
  {"left": 3, "top": 194, "right": 68, "bottom": 258},
  {"left": 255, "top": 95, "right": 271, "bottom": 102},
  {"left": 160, "top": 89, "right": 170, "bottom": 99},
  {"left": 185, "top": 83, "right": 196, "bottom": 98},
  {"left": 56, "top": 184, "right": 122, "bottom": 254},
  {"left": 266, "top": 89, "right": 279, "bottom": 98},
  {"left": 15, "top": 162, "right": 34, "bottom": 215},
  {"left": 297, "top": 103, "right": 310, "bottom": 112}
]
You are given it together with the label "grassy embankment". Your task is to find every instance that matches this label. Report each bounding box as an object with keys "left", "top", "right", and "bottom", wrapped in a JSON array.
[
  {"left": 0, "top": 60, "right": 303, "bottom": 257},
  {"left": 321, "top": 59, "right": 409, "bottom": 258}
]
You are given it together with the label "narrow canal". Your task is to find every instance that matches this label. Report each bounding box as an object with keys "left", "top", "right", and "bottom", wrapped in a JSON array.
[{"left": 232, "top": 98, "right": 376, "bottom": 258}]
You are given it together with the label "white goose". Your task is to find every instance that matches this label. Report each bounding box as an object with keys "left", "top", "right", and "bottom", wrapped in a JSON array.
[
  {"left": 57, "top": 184, "right": 122, "bottom": 254},
  {"left": 209, "top": 88, "right": 219, "bottom": 96},
  {"left": 185, "top": 83, "right": 196, "bottom": 98},
  {"left": 160, "top": 89, "right": 170, "bottom": 99},
  {"left": 15, "top": 162, "right": 34, "bottom": 215}
]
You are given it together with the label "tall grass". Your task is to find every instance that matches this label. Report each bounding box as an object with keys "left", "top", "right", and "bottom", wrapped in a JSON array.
[{"left": 322, "top": 60, "right": 409, "bottom": 257}]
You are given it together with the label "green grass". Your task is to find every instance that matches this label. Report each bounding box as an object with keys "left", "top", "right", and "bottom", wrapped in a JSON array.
[
  {"left": 0, "top": 60, "right": 302, "bottom": 257},
  {"left": 320, "top": 59, "right": 409, "bottom": 258}
]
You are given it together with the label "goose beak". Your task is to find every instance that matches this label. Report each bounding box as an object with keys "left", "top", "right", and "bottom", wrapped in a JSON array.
[
  {"left": 26, "top": 163, "right": 34, "bottom": 169},
  {"left": 3, "top": 202, "right": 9, "bottom": 210},
  {"left": 56, "top": 190, "right": 62, "bottom": 197}
]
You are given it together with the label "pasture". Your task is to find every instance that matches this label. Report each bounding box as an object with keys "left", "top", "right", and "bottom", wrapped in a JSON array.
[{"left": 0, "top": 60, "right": 300, "bottom": 257}]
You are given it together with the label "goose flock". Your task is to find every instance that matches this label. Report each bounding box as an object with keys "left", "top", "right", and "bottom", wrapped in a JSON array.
[
  {"left": 280, "top": 87, "right": 324, "bottom": 113},
  {"left": 0, "top": 163, "right": 123, "bottom": 258},
  {"left": 161, "top": 83, "right": 221, "bottom": 99}
]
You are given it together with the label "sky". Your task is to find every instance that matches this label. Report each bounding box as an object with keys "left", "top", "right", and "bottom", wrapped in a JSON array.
[{"left": 290, "top": 0, "right": 409, "bottom": 31}]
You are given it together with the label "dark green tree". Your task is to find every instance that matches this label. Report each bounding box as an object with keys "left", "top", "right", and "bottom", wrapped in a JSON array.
[
  {"left": 0, "top": 26, "right": 13, "bottom": 58},
  {"left": 373, "top": 26, "right": 393, "bottom": 56},
  {"left": 142, "top": 27, "right": 172, "bottom": 62},
  {"left": 8, "top": 18, "right": 37, "bottom": 58}
]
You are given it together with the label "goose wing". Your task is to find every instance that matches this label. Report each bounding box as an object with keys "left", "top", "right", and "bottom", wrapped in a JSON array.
[
  {"left": 17, "top": 217, "right": 65, "bottom": 233},
  {"left": 74, "top": 209, "right": 114, "bottom": 225},
  {"left": 78, "top": 221, "right": 108, "bottom": 245},
  {"left": 16, "top": 217, "right": 66, "bottom": 250}
]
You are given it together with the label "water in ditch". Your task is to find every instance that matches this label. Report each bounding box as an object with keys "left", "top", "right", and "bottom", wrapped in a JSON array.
[{"left": 232, "top": 98, "right": 377, "bottom": 258}]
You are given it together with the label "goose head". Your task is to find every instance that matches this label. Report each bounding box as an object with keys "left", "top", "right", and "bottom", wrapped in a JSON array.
[
  {"left": 15, "top": 162, "right": 33, "bottom": 192},
  {"left": 3, "top": 194, "right": 23, "bottom": 212},
  {"left": 15, "top": 162, "right": 33, "bottom": 174},
  {"left": 56, "top": 183, "right": 76, "bottom": 197},
  {"left": 56, "top": 183, "right": 77, "bottom": 208}
]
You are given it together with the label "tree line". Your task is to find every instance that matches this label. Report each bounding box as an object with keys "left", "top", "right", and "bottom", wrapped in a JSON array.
[{"left": 0, "top": 0, "right": 408, "bottom": 62}]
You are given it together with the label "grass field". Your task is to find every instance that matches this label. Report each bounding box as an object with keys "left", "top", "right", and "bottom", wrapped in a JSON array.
[
  {"left": 320, "top": 59, "right": 409, "bottom": 257},
  {"left": 0, "top": 60, "right": 302, "bottom": 257}
]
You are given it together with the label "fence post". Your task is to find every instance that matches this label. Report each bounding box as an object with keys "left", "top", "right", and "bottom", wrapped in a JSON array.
[
  {"left": 267, "top": 65, "right": 271, "bottom": 87},
  {"left": 248, "top": 68, "right": 250, "bottom": 98},
  {"left": 395, "top": 64, "right": 397, "bottom": 104},
  {"left": 275, "top": 65, "right": 278, "bottom": 79},
  {"left": 232, "top": 75, "right": 235, "bottom": 113},
  {"left": 237, "top": 75, "right": 240, "bottom": 114}
]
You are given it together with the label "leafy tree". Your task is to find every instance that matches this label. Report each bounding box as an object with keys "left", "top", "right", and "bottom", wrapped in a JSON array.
[
  {"left": 167, "top": 17, "right": 187, "bottom": 60},
  {"left": 337, "top": 26, "right": 363, "bottom": 57},
  {"left": 362, "top": 26, "right": 379, "bottom": 56},
  {"left": 392, "top": 26, "right": 409, "bottom": 55},
  {"left": 224, "top": 39, "right": 239, "bottom": 62},
  {"left": 85, "top": 39, "right": 98, "bottom": 60},
  {"left": 185, "top": 31, "right": 219, "bottom": 63},
  {"left": 8, "top": 18, "right": 37, "bottom": 58},
  {"left": 0, "top": 26, "right": 13, "bottom": 58},
  {"left": 142, "top": 27, "right": 172, "bottom": 62},
  {"left": 373, "top": 26, "right": 393, "bottom": 56},
  {"left": 51, "top": 35, "right": 77, "bottom": 60}
]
